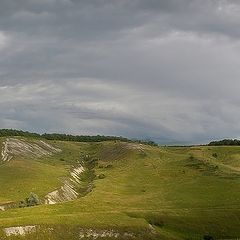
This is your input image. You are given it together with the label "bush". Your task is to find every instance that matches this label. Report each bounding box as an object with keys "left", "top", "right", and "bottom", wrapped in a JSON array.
[
  {"left": 189, "top": 155, "right": 195, "bottom": 161},
  {"left": 105, "top": 164, "right": 113, "bottom": 168},
  {"left": 19, "top": 193, "right": 40, "bottom": 208},
  {"left": 203, "top": 235, "right": 214, "bottom": 240},
  {"left": 212, "top": 153, "right": 217, "bottom": 158},
  {"left": 98, "top": 174, "right": 106, "bottom": 179},
  {"left": 147, "top": 215, "right": 164, "bottom": 228},
  {"left": 25, "top": 193, "right": 40, "bottom": 207},
  {"left": 98, "top": 164, "right": 112, "bottom": 169},
  {"left": 18, "top": 200, "right": 26, "bottom": 208}
]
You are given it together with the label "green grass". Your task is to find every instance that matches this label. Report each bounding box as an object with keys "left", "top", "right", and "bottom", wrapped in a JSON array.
[{"left": 0, "top": 139, "right": 240, "bottom": 239}]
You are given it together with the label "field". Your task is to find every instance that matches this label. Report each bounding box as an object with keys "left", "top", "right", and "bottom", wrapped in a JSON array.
[{"left": 0, "top": 137, "right": 240, "bottom": 239}]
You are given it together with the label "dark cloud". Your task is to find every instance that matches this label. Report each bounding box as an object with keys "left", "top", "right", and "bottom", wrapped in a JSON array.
[{"left": 0, "top": 0, "right": 240, "bottom": 144}]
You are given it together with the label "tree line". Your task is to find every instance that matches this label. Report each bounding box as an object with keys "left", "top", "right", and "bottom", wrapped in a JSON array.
[
  {"left": 0, "top": 129, "right": 158, "bottom": 146},
  {"left": 208, "top": 139, "right": 240, "bottom": 146}
]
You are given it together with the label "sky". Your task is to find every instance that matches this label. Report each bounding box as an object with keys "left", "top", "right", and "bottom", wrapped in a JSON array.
[{"left": 0, "top": 0, "right": 240, "bottom": 144}]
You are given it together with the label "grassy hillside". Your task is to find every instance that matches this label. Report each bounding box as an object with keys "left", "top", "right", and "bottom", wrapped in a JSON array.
[{"left": 0, "top": 138, "right": 240, "bottom": 239}]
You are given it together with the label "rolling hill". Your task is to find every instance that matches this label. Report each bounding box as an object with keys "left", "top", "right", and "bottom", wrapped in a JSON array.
[{"left": 0, "top": 135, "right": 240, "bottom": 239}]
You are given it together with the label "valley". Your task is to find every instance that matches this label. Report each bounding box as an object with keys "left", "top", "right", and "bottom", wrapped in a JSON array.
[{"left": 0, "top": 137, "right": 239, "bottom": 239}]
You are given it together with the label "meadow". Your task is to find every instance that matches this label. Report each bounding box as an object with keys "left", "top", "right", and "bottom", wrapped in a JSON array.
[{"left": 0, "top": 137, "right": 239, "bottom": 239}]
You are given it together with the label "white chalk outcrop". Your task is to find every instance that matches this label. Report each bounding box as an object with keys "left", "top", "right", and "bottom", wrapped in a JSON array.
[
  {"left": 1, "top": 138, "right": 61, "bottom": 162},
  {"left": 4, "top": 226, "right": 36, "bottom": 236},
  {"left": 3, "top": 226, "right": 137, "bottom": 239},
  {"left": 45, "top": 164, "right": 85, "bottom": 204},
  {"left": 78, "top": 229, "right": 134, "bottom": 239},
  {"left": 1, "top": 139, "right": 12, "bottom": 162},
  {"left": 0, "top": 205, "right": 5, "bottom": 211}
]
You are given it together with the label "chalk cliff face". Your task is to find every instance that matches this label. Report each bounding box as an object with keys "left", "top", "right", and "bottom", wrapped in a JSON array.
[
  {"left": 1, "top": 138, "right": 61, "bottom": 162},
  {"left": 45, "top": 164, "right": 85, "bottom": 204}
]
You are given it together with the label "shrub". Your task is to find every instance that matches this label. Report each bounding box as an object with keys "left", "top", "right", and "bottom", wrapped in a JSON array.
[
  {"left": 147, "top": 215, "right": 164, "bottom": 228},
  {"left": 19, "top": 193, "right": 40, "bottom": 208},
  {"left": 98, "top": 164, "right": 112, "bottom": 169},
  {"left": 25, "top": 193, "right": 40, "bottom": 207},
  {"left": 105, "top": 164, "right": 113, "bottom": 168},
  {"left": 203, "top": 235, "right": 214, "bottom": 240},
  {"left": 98, "top": 174, "right": 106, "bottom": 179},
  {"left": 189, "top": 155, "right": 195, "bottom": 161},
  {"left": 19, "top": 200, "right": 26, "bottom": 208},
  {"left": 212, "top": 153, "right": 217, "bottom": 158}
]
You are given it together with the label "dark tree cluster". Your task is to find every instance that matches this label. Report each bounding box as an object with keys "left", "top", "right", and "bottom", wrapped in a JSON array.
[
  {"left": 209, "top": 139, "right": 240, "bottom": 146},
  {"left": 0, "top": 129, "right": 40, "bottom": 138},
  {"left": 41, "top": 133, "right": 129, "bottom": 142}
]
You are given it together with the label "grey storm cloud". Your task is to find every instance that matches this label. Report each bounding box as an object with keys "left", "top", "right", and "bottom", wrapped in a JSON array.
[{"left": 0, "top": 0, "right": 240, "bottom": 144}]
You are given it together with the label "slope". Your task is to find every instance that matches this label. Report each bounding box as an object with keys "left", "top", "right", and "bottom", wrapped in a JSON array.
[{"left": 0, "top": 140, "right": 240, "bottom": 239}]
